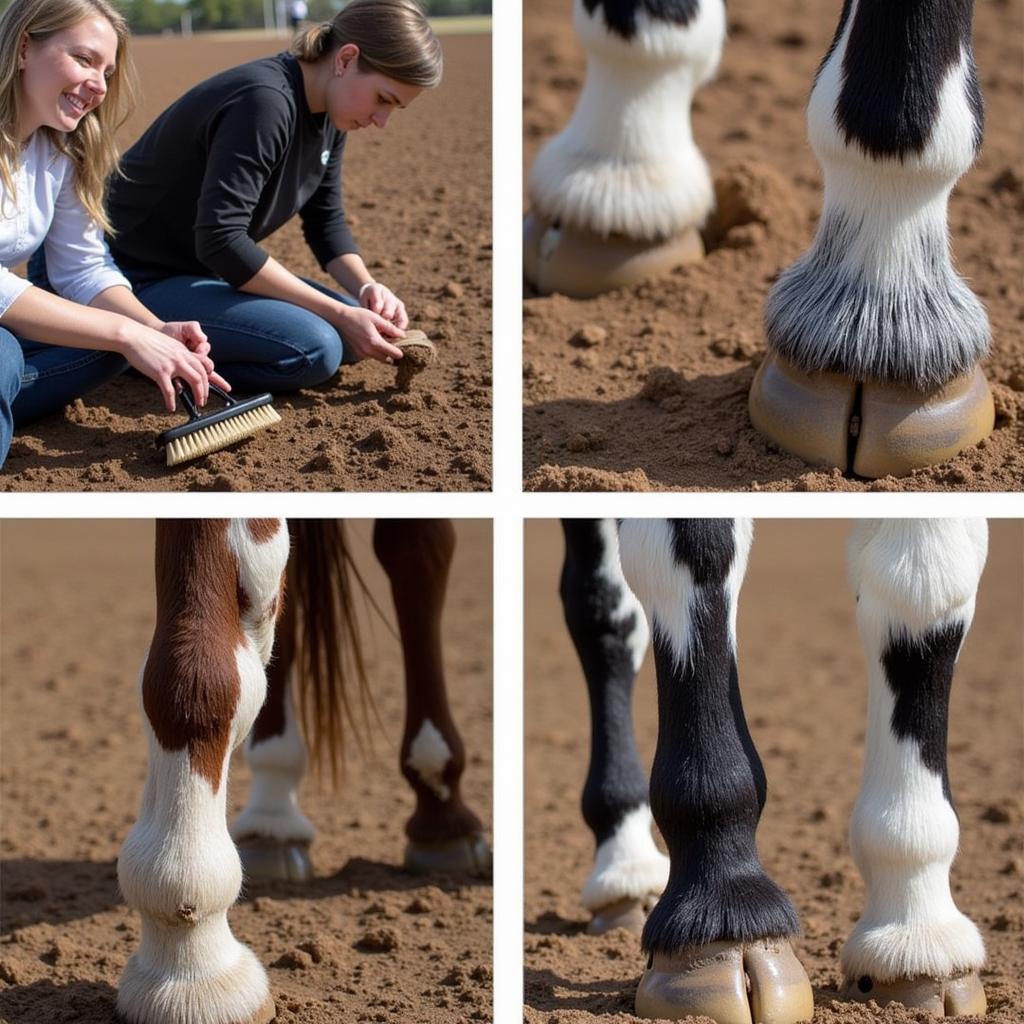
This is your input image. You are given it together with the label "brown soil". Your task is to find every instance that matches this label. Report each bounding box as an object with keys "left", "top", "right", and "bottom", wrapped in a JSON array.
[
  {"left": 2, "top": 33, "right": 491, "bottom": 492},
  {"left": 0, "top": 520, "right": 493, "bottom": 1023},
  {"left": 524, "top": 520, "right": 1024, "bottom": 1022},
  {"left": 522, "top": 0, "right": 1024, "bottom": 491}
]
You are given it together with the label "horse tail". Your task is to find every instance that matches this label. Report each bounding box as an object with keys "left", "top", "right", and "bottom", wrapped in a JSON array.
[{"left": 283, "top": 520, "right": 376, "bottom": 786}]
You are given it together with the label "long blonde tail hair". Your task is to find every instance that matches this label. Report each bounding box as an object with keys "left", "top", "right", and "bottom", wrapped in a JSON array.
[{"left": 0, "top": 0, "right": 136, "bottom": 231}]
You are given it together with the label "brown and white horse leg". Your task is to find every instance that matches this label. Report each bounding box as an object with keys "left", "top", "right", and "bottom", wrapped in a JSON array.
[
  {"left": 373, "top": 519, "right": 491, "bottom": 876},
  {"left": 117, "top": 519, "right": 288, "bottom": 1024},
  {"left": 231, "top": 593, "right": 315, "bottom": 883}
]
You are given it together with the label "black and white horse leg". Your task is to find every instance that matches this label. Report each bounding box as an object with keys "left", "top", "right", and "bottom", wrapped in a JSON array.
[
  {"left": 231, "top": 592, "right": 315, "bottom": 883},
  {"left": 560, "top": 519, "right": 667, "bottom": 934},
  {"left": 620, "top": 519, "right": 812, "bottom": 1024},
  {"left": 843, "top": 519, "right": 987, "bottom": 1015},
  {"left": 373, "top": 519, "right": 491, "bottom": 876},
  {"left": 752, "top": 0, "right": 993, "bottom": 476},
  {"left": 524, "top": 0, "right": 726, "bottom": 296}
]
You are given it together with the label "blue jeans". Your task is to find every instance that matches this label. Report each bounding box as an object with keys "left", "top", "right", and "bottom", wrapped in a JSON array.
[
  {"left": 125, "top": 271, "right": 356, "bottom": 394},
  {"left": 0, "top": 253, "right": 358, "bottom": 466}
]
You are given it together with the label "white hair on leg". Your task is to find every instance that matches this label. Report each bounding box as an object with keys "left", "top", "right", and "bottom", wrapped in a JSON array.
[
  {"left": 117, "top": 641, "right": 276, "bottom": 1024},
  {"left": 231, "top": 668, "right": 315, "bottom": 846},
  {"left": 766, "top": 0, "right": 989, "bottom": 390},
  {"left": 582, "top": 803, "right": 668, "bottom": 912},
  {"left": 596, "top": 518, "right": 650, "bottom": 674},
  {"left": 528, "top": 0, "right": 725, "bottom": 241},
  {"left": 843, "top": 519, "right": 987, "bottom": 985},
  {"left": 229, "top": 518, "right": 290, "bottom": 665}
]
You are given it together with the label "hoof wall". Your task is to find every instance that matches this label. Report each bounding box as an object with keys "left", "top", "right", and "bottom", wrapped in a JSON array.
[
  {"left": 524, "top": 212, "right": 702, "bottom": 298},
  {"left": 237, "top": 836, "right": 313, "bottom": 883},
  {"left": 635, "top": 938, "right": 814, "bottom": 1024},
  {"left": 248, "top": 996, "right": 277, "bottom": 1024},
  {"left": 404, "top": 832, "right": 492, "bottom": 878},
  {"left": 587, "top": 895, "right": 654, "bottom": 936},
  {"left": 749, "top": 352, "right": 994, "bottom": 478},
  {"left": 841, "top": 970, "right": 985, "bottom": 1016}
]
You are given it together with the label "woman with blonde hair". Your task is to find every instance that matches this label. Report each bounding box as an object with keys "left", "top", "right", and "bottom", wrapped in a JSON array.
[
  {"left": 90, "top": 0, "right": 443, "bottom": 395},
  {"left": 0, "top": 0, "right": 225, "bottom": 467}
]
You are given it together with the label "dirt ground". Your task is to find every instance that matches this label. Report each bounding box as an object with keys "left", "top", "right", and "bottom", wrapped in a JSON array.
[
  {"left": 0, "top": 520, "right": 493, "bottom": 1023},
  {"left": 524, "top": 520, "right": 1024, "bottom": 1022},
  {"left": 2, "top": 30, "right": 491, "bottom": 492},
  {"left": 522, "top": 0, "right": 1024, "bottom": 491}
]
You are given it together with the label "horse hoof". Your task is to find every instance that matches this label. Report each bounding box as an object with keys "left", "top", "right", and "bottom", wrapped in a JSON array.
[
  {"left": 524, "top": 212, "right": 703, "bottom": 298},
  {"left": 587, "top": 895, "right": 653, "bottom": 936},
  {"left": 635, "top": 938, "right": 814, "bottom": 1024},
  {"left": 236, "top": 836, "right": 313, "bottom": 883},
  {"left": 841, "top": 970, "right": 985, "bottom": 1016},
  {"left": 247, "top": 995, "right": 277, "bottom": 1024},
  {"left": 404, "top": 833, "right": 492, "bottom": 878},
  {"left": 749, "top": 352, "right": 994, "bottom": 478}
]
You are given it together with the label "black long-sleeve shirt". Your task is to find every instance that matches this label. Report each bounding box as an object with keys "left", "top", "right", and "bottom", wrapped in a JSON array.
[{"left": 107, "top": 52, "right": 358, "bottom": 287}]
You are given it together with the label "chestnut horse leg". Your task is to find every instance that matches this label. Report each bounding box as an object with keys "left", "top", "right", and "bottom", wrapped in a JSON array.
[
  {"left": 117, "top": 518, "right": 288, "bottom": 1024},
  {"left": 373, "top": 519, "right": 491, "bottom": 876}
]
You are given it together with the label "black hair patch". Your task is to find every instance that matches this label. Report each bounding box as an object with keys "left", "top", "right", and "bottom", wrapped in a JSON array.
[
  {"left": 561, "top": 520, "right": 651, "bottom": 846},
  {"left": 667, "top": 519, "right": 736, "bottom": 587},
  {"left": 881, "top": 621, "right": 966, "bottom": 806},
  {"left": 835, "top": 0, "right": 982, "bottom": 160},
  {"left": 582, "top": 0, "right": 701, "bottom": 41}
]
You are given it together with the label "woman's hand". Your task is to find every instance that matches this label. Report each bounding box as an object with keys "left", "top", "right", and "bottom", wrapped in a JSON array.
[
  {"left": 160, "top": 320, "right": 209, "bottom": 357},
  {"left": 117, "top": 323, "right": 230, "bottom": 413},
  {"left": 359, "top": 282, "right": 409, "bottom": 330},
  {"left": 334, "top": 305, "right": 406, "bottom": 363}
]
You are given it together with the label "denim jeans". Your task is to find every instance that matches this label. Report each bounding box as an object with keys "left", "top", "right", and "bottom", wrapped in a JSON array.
[
  {"left": 0, "top": 252, "right": 359, "bottom": 467},
  {"left": 124, "top": 271, "right": 356, "bottom": 395}
]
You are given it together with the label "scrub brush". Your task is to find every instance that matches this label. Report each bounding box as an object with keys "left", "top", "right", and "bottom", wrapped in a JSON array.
[{"left": 157, "top": 382, "right": 281, "bottom": 467}]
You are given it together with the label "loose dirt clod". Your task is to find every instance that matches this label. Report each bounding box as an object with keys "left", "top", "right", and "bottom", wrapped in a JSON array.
[{"left": 395, "top": 330, "right": 438, "bottom": 391}]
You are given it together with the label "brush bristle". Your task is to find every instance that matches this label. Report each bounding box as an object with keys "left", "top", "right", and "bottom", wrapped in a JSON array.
[{"left": 166, "top": 404, "right": 282, "bottom": 467}]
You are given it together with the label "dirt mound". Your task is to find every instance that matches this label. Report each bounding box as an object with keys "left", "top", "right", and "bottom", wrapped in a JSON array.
[{"left": 704, "top": 160, "right": 806, "bottom": 252}]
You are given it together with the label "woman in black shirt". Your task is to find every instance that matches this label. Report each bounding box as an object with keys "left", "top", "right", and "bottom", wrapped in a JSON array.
[{"left": 105, "top": 0, "right": 441, "bottom": 395}]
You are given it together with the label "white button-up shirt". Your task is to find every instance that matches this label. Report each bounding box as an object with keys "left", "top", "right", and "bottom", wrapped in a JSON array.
[{"left": 0, "top": 130, "right": 130, "bottom": 320}]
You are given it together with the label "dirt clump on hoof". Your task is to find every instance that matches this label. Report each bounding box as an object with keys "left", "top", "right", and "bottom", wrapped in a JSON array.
[
  {"left": 704, "top": 160, "right": 804, "bottom": 252},
  {"left": 395, "top": 330, "right": 438, "bottom": 391}
]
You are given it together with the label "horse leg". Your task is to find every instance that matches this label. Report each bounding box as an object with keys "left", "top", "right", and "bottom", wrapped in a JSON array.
[
  {"left": 231, "top": 590, "right": 315, "bottom": 883},
  {"left": 842, "top": 519, "right": 987, "bottom": 1014},
  {"left": 560, "top": 518, "right": 667, "bottom": 934},
  {"left": 372, "top": 518, "right": 491, "bottom": 876},
  {"left": 620, "top": 519, "right": 812, "bottom": 1024},
  {"left": 117, "top": 518, "right": 288, "bottom": 1024}
]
